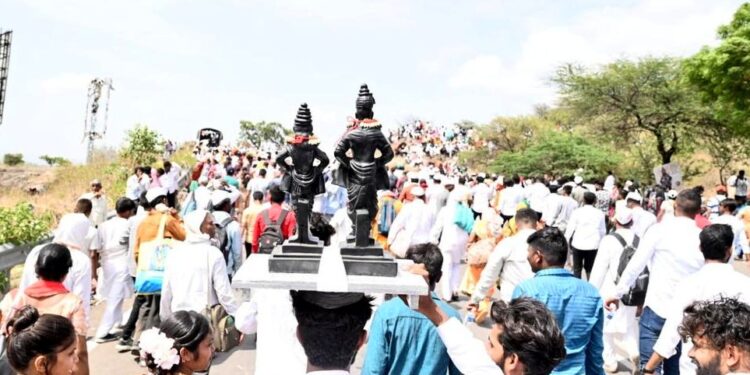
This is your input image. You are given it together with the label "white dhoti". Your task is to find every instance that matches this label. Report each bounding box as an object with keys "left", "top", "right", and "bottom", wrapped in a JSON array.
[
  {"left": 95, "top": 257, "right": 134, "bottom": 338},
  {"left": 603, "top": 305, "right": 639, "bottom": 367},
  {"left": 437, "top": 225, "right": 468, "bottom": 301}
]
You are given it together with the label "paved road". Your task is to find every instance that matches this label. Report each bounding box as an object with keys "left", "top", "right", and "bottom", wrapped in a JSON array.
[{"left": 85, "top": 261, "right": 750, "bottom": 374}]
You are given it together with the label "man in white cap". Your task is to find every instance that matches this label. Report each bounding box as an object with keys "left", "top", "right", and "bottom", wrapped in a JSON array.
[
  {"left": 571, "top": 175, "right": 587, "bottom": 206},
  {"left": 589, "top": 207, "right": 640, "bottom": 372},
  {"left": 81, "top": 178, "right": 108, "bottom": 226},
  {"left": 626, "top": 191, "right": 656, "bottom": 238},
  {"left": 210, "top": 188, "right": 243, "bottom": 276},
  {"left": 389, "top": 187, "right": 436, "bottom": 255},
  {"left": 194, "top": 176, "right": 212, "bottom": 211},
  {"left": 426, "top": 174, "right": 449, "bottom": 216}
]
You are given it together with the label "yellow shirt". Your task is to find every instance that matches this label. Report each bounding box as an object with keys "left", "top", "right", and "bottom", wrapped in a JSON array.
[{"left": 242, "top": 202, "right": 265, "bottom": 243}]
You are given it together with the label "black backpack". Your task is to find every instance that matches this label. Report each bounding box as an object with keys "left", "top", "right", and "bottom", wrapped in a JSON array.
[
  {"left": 214, "top": 216, "right": 235, "bottom": 263},
  {"left": 258, "top": 209, "right": 288, "bottom": 254},
  {"left": 612, "top": 232, "right": 649, "bottom": 306}
]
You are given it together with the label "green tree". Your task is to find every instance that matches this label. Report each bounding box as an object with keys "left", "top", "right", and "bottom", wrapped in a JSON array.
[
  {"left": 239, "top": 121, "right": 291, "bottom": 148},
  {"left": 554, "top": 57, "right": 713, "bottom": 164},
  {"left": 39, "top": 155, "right": 71, "bottom": 166},
  {"left": 684, "top": 3, "right": 750, "bottom": 133},
  {"left": 3, "top": 153, "right": 23, "bottom": 166},
  {"left": 120, "top": 124, "right": 163, "bottom": 168},
  {"left": 491, "top": 131, "right": 621, "bottom": 180}
]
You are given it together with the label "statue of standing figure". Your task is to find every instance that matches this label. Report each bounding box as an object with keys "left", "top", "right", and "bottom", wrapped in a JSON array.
[
  {"left": 333, "top": 84, "right": 395, "bottom": 247},
  {"left": 276, "top": 103, "right": 330, "bottom": 245}
]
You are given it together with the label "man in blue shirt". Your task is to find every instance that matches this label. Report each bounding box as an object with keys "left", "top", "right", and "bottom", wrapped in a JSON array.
[
  {"left": 362, "top": 243, "right": 461, "bottom": 375},
  {"left": 513, "top": 227, "right": 605, "bottom": 375}
]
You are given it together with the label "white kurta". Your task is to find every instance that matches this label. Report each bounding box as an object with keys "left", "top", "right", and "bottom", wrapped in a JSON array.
[
  {"left": 431, "top": 203, "right": 470, "bottom": 300},
  {"left": 95, "top": 216, "right": 134, "bottom": 337},
  {"left": 388, "top": 199, "right": 436, "bottom": 247},
  {"left": 159, "top": 238, "right": 239, "bottom": 320},
  {"left": 589, "top": 228, "right": 639, "bottom": 364}
]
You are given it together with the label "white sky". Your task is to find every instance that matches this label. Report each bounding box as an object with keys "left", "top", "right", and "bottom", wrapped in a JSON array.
[{"left": 0, "top": 0, "right": 743, "bottom": 163}]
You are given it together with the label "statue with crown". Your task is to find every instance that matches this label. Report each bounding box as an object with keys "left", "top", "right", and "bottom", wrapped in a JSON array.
[
  {"left": 333, "top": 84, "right": 395, "bottom": 252},
  {"left": 275, "top": 103, "right": 329, "bottom": 249}
]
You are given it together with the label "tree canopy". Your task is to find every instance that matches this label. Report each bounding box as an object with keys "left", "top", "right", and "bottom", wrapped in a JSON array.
[
  {"left": 491, "top": 131, "right": 620, "bottom": 180},
  {"left": 683, "top": 3, "right": 750, "bottom": 134},
  {"left": 553, "top": 57, "right": 712, "bottom": 164},
  {"left": 120, "top": 124, "right": 163, "bottom": 168},
  {"left": 239, "top": 120, "right": 291, "bottom": 149}
]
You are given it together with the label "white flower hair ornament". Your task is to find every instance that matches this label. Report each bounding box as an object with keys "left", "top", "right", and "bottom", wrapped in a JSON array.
[{"left": 139, "top": 328, "right": 181, "bottom": 370}]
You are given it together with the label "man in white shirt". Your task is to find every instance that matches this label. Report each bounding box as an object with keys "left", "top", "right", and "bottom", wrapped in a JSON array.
[
  {"left": 291, "top": 291, "right": 373, "bottom": 375},
  {"left": 193, "top": 176, "right": 212, "bottom": 211},
  {"left": 499, "top": 177, "right": 523, "bottom": 223},
  {"left": 414, "top": 280, "right": 565, "bottom": 375},
  {"left": 249, "top": 168, "right": 271, "bottom": 195},
  {"left": 162, "top": 161, "right": 181, "bottom": 208},
  {"left": 470, "top": 175, "right": 492, "bottom": 219},
  {"left": 160, "top": 210, "right": 239, "bottom": 320},
  {"left": 627, "top": 191, "right": 657, "bottom": 238},
  {"left": 426, "top": 174, "right": 449, "bottom": 216},
  {"left": 527, "top": 177, "right": 551, "bottom": 219},
  {"left": 606, "top": 189, "right": 705, "bottom": 375},
  {"left": 541, "top": 183, "right": 564, "bottom": 231},
  {"left": 589, "top": 207, "right": 640, "bottom": 372},
  {"left": 712, "top": 199, "right": 750, "bottom": 261},
  {"left": 604, "top": 171, "right": 616, "bottom": 192},
  {"left": 125, "top": 167, "right": 146, "bottom": 200},
  {"left": 93, "top": 197, "right": 136, "bottom": 342},
  {"left": 81, "top": 179, "right": 108, "bottom": 226},
  {"left": 469, "top": 208, "right": 537, "bottom": 306},
  {"left": 389, "top": 187, "right": 436, "bottom": 250},
  {"left": 565, "top": 192, "right": 606, "bottom": 279},
  {"left": 642, "top": 224, "right": 750, "bottom": 374}
]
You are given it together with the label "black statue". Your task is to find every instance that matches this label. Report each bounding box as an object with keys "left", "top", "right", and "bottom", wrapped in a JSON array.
[
  {"left": 276, "top": 103, "right": 330, "bottom": 245},
  {"left": 333, "top": 84, "right": 395, "bottom": 247}
]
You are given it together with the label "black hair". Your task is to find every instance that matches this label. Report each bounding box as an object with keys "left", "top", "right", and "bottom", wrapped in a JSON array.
[
  {"left": 6, "top": 306, "right": 77, "bottom": 373},
  {"left": 476, "top": 176, "right": 485, "bottom": 183},
  {"left": 491, "top": 298, "right": 566, "bottom": 375},
  {"left": 458, "top": 176, "right": 466, "bottom": 185},
  {"left": 291, "top": 292, "right": 373, "bottom": 370},
  {"left": 149, "top": 194, "right": 167, "bottom": 209},
  {"left": 115, "top": 197, "right": 137, "bottom": 214},
  {"left": 139, "top": 191, "right": 151, "bottom": 210},
  {"left": 35, "top": 244, "right": 72, "bottom": 282},
  {"left": 134, "top": 166, "right": 143, "bottom": 174},
  {"left": 75, "top": 198, "right": 92, "bottom": 217},
  {"left": 527, "top": 227, "right": 568, "bottom": 266},
  {"left": 163, "top": 161, "right": 172, "bottom": 170},
  {"left": 504, "top": 179, "right": 515, "bottom": 188},
  {"left": 676, "top": 189, "right": 702, "bottom": 217},
  {"left": 145, "top": 311, "right": 211, "bottom": 375},
  {"left": 583, "top": 191, "right": 596, "bottom": 205},
  {"left": 515, "top": 208, "right": 539, "bottom": 227},
  {"left": 252, "top": 191, "right": 264, "bottom": 201},
  {"left": 561, "top": 185, "right": 572, "bottom": 196},
  {"left": 720, "top": 199, "right": 738, "bottom": 214},
  {"left": 259, "top": 168, "right": 267, "bottom": 177},
  {"left": 269, "top": 186, "right": 285, "bottom": 204},
  {"left": 699, "top": 224, "right": 734, "bottom": 261},
  {"left": 405, "top": 243, "right": 444, "bottom": 289},
  {"left": 512, "top": 174, "right": 521, "bottom": 184},
  {"left": 679, "top": 297, "right": 750, "bottom": 352}
]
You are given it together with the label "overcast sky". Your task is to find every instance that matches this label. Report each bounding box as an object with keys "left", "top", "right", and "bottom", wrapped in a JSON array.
[{"left": 0, "top": 0, "right": 743, "bottom": 163}]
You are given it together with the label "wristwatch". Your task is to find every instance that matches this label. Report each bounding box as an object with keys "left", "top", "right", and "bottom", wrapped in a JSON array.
[{"left": 640, "top": 366, "right": 655, "bottom": 374}]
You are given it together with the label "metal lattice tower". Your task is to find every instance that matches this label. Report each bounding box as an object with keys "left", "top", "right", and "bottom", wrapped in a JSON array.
[
  {"left": 82, "top": 78, "right": 114, "bottom": 163},
  {"left": 0, "top": 30, "right": 12, "bottom": 127}
]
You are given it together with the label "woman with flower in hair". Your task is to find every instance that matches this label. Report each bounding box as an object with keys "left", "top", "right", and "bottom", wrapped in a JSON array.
[{"left": 139, "top": 311, "right": 213, "bottom": 375}]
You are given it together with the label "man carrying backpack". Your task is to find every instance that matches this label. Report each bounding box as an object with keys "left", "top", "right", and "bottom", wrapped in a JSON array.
[
  {"left": 605, "top": 189, "right": 704, "bottom": 375},
  {"left": 211, "top": 189, "right": 243, "bottom": 277},
  {"left": 588, "top": 207, "right": 640, "bottom": 372},
  {"left": 252, "top": 186, "right": 297, "bottom": 254}
]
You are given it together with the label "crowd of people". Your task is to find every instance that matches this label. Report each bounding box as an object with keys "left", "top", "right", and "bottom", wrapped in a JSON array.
[{"left": 3, "top": 129, "right": 750, "bottom": 375}]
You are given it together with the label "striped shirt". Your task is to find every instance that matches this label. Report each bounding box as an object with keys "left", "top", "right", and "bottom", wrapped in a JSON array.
[{"left": 513, "top": 268, "right": 604, "bottom": 375}]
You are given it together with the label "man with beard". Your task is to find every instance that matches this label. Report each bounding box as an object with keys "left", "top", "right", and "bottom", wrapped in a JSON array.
[{"left": 675, "top": 297, "right": 750, "bottom": 375}]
